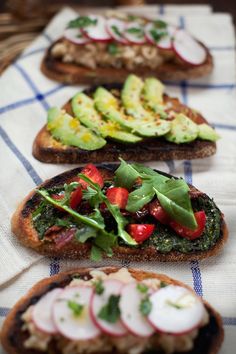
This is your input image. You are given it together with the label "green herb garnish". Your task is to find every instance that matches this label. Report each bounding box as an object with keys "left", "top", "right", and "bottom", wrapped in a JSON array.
[
  {"left": 67, "top": 300, "right": 84, "bottom": 316},
  {"left": 160, "top": 281, "right": 168, "bottom": 288},
  {"left": 107, "top": 43, "right": 119, "bottom": 55},
  {"left": 98, "top": 295, "right": 121, "bottom": 323},
  {"left": 68, "top": 16, "right": 97, "bottom": 29},
  {"left": 93, "top": 279, "right": 104, "bottom": 295},
  {"left": 91, "top": 245, "right": 102, "bottom": 261},
  {"left": 111, "top": 25, "right": 122, "bottom": 37},
  {"left": 150, "top": 28, "right": 168, "bottom": 43},
  {"left": 126, "top": 27, "right": 144, "bottom": 38},
  {"left": 167, "top": 300, "right": 183, "bottom": 309},
  {"left": 153, "top": 20, "right": 167, "bottom": 29},
  {"left": 137, "top": 283, "right": 149, "bottom": 293},
  {"left": 140, "top": 297, "right": 152, "bottom": 316}
]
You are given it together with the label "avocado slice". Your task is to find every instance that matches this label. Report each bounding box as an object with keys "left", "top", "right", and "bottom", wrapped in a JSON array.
[
  {"left": 47, "top": 107, "right": 106, "bottom": 150},
  {"left": 142, "top": 78, "right": 167, "bottom": 119},
  {"left": 121, "top": 74, "right": 154, "bottom": 120},
  {"left": 198, "top": 123, "right": 220, "bottom": 142},
  {"left": 165, "top": 113, "right": 199, "bottom": 144},
  {"left": 72, "top": 92, "right": 142, "bottom": 144},
  {"left": 94, "top": 87, "right": 170, "bottom": 137}
]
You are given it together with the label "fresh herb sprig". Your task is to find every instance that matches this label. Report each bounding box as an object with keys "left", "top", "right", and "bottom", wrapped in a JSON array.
[
  {"left": 67, "top": 300, "right": 84, "bottom": 316},
  {"left": 67, "top": 16, "right": 97, "bottom": 29},
  {"left": 98, "top": 295, "right": 121, "bottom": 323}
]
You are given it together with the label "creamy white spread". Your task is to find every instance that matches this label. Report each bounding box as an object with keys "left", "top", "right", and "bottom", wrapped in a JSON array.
[{"left": 21, "top": 268, "right": 209, "bottom": 354}]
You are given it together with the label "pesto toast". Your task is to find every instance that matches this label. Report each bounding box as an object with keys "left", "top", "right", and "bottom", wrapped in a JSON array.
[
  {"left": 41, "top": 13, "right": 213, "bottom": 84},
  {"left": 11, "top": 161, "right": 227, "bottom": 261},
  {"left": 33, "top": 75, "right": 219, "bottom": 164},
  {"left": 0, "top": 267, "right": 224, "bottom": 354}
]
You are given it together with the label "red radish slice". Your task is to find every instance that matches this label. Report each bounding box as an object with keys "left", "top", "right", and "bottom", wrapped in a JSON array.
[
  {"left": 172, "top": 29, "right": 207, "bottom": 65},
  {"left": 148, "top": 285, "right": 205, "bottom": 335},
  {"left": 53, "top": 286, "right": 100, "bottom": 340},
  {"left": 106, "top": 18, "right": 128, "bottom": 44},
  {"left": 32, "top": 288, "right": 62, "bottom": 334},
  {"left": 83, "top": 15, "right": 111, "bottom": 42},
  {"left": 124, "top": 22, "right": 146, "bottom": 44},
  {"left": 119, "top": 282, "right": 155, "bottom": 337},
  {"left": 145, "top": 23, "right": 176, "bottom": 50},
  {"left": 64, "top": 28, "right": 90, "bottom": 45},
  {"left": 90, "top": 279, "right": 127, "bottom": 337}
]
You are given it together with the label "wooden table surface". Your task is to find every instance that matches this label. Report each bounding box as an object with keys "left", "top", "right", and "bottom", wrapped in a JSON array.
[{"left": 0, "top": 0, "right": 235, "bottom": 74}]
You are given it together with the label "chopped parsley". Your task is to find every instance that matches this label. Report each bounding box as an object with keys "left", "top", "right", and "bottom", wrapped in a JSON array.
[
  {"left": 93, "top": 279, "right": 105, "bottom": 295},
  {"left": 98, "top": 295, "right": 121, "bottom": 323},
  {"left": 107, "top": 43, "right": 119, "bottom": 55},
  {"left": 140, "top": 297, "right": 152, "bottom": 316},
  {"left": 126, "top": 27, "right": 144, "bottom": 38},
  {"left": 67, "top": 300, "right": 84, "bottom": 316},
  {"left": 160, "top": 281, "right": 168, "bottom": 288},
  {"left": 137, "top": 283, "right": 148, "bottom": 294},
  {"left": 153, "top": 20, "right": 167, "bottom": 29},
  {"left": 150, "top": 28, "right": 168, "bottom": 43},
  {"left": 68, "top": 16, "right": 97, "bottom": 29},
  {"left": 111, "top": 25, "right": 122, "bottom": 37}
]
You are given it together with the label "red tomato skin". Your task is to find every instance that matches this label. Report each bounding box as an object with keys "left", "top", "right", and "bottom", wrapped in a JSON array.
[
  {"left": 106, "top": 187, "right": 129, "bottom": 209},
  {"left": 149, "top": 200, "right": 170, "bottom": 225},
  {"left": 127, "top": 224, "right": 155, "bottom": 243},
  {"left": 169, "top": 211, "right": 206, "bottom": 240},
  {"left": 69, "top": 187, "right": 82, "bottom": 210},
  {"left": 75, "top": 164, "right": 104, "bottom": 189},
  {"left": 51, "top": 193, "right": 65, "bottom": 211}
]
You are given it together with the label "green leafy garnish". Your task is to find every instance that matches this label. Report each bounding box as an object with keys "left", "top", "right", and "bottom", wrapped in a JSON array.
[
  {"left": 75, "top": 225, "right": 97, "bottom": 243},
  {"left": 98, "top": 295, "right": 121, "bottom": 323},
  {"left": 93, "top": 279, "right": 104, "bottom": 295},
  {"left": 167, "top": 300, "right": 183, "bottom": 309},
  {"left": 126, "top": 180, "right": 155, "bottom": 213},
  {"left": 68, "top": 16, "right": 97, "bottom": 29},
  {"left": 160, "top": 281, "right": 168, "bottom": 288},
  {"left": 111, "top": 25, "right": 122, "bottom": 37},
  {"left": 150, "top": 28, "right": 168, "bottom": 43},
  {"left": 82, "top": 186, "right": 98, "bottom": 200},
  {"left": 62, "top": 182, "right": 79, "bottom": 205},
  {"left": 107, "top": 43, "right": 119, "bottom": 55},
  {"left": 67, "top": 300, "right": 84, "bottom": 316},
  {"left": 126, "top": 27, "right": 144, "bottom": 38},
  {"left": 153, "top": 20, "right": 167, "bottom": 29},
  {"left": 91, "top": 245, "right": 102, "bottom": 261},
  {"left": 140, "top": 297, "right": 152, "bottom": 316},
  {"left": 54, "top": 218, "right": 73, "bottom": 228},
  {"left": 137, "top": 283, "right": 149, "bottom": 293}
]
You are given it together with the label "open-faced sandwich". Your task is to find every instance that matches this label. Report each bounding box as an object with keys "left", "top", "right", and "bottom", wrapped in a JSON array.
[
  {"left": 33, "top": 75, "right": 219, "bottom": 164},
  {"left": 0, "top": 267, "right": 224, "bottom": 354},
  {"left": 41, "top": 12, "right": 213, "bottom": 84},
  {"left": 11, "top": 161, "right": 227, "bottom": 261}
]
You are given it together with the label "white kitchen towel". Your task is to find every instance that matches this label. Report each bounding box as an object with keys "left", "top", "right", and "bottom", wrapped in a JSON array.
[{"left": 0, "top": 5, "right": 235, "bottom": 354}]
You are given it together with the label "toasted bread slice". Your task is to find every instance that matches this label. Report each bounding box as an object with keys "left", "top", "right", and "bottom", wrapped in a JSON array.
[
  {"left": 41, "top": 39, "right": 213, "bottom": 85},
  {"left": 33, "top": 84, "right": 216, "bottom": 164},
  {"left": 0, "top": 267, "right": 224, "bottom": 354},
  {"left": 11, "top": 165, "right": 228, "bottom": 261}
]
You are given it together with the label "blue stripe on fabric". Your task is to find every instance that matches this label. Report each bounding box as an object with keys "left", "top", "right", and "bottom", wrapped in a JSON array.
[
  {"left": 20, "top": 47, "right": 47, "bottom": 59},
  {"left": 0, "top": 307, "right": 10, "bottom": 317},
  {"left": 179, "top": 16, "right": 185, "bottom": 29},
  {"left": 0, "top": 126, "right": 42, "bottom": 185},
  {"left": 43, "top": 32, "right": 53, "bottom": 43},
  {"left": 210, "top": 46, "right": 236, "bottom": 51},
  {"left": 164, "top": 81, "right": 236, "bottom": 90},
  {"left": 0, "top": 97, "right": 36, "bottom": 114},
  {"left": 49, "top": 258, "right": 60, "bottom": 276},
  {"left": 165, "top": 160, "right": 175, "bottom": 174},
  {"left": 159, "top": 4, "right": 165, "bottom": 15},
  {"left": 180, "top": 81, "right": 188, "bottom": 105},
  {"left": 14, "top": 63, "right": 50, "bottom": 111},
  {"left": 223, "top": 317, "right": 236, "bottom": 326},
  {"left": 183, "top": 160, "right": 192, "bottom": 184},
  {"left": 213, "top": 123, "right": 236, "bottom": 131}
]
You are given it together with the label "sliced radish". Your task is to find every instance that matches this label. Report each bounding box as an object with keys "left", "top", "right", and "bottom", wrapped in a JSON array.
[
  {"left": 90, "top": 279, "right": 127, "bottom": 337},
  {"left": 32, "top": 288, "right": 62, "bottom": 334},
  {"left": 173, "top": 29, "right": 207, "bottom": 65},
  {"left": 64, "top": 28, "right": 90, "bottom": 45},
  {"left": 145, "top": 23, "right": 176, "bottom": 50},
  {"left": 53, "top": 286, "right": 100, "bottom": 341},
  {"left": 120, "top": 282, "right": 155, "bottom": 337},
  {"left": 124, "top": 22, "right": 146, "bottom": 44},
  {"left": 106, "top": 18, "right": 128, "bottom": 44},
  {"left": 148, "top": 285, "right": 205, "bottom": 335},
  {"left": 82, "top": 15, "right": 111, "bottom": 42}
]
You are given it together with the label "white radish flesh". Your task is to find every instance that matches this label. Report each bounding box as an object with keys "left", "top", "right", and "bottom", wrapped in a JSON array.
[
  {"left": 106, "top": 19, "right": 128, "bottom": 44},
  {"left": 64, "top": 28, "right": 90, "bottom": 45},
  {"left": 90, "top": 279, "right": 127, "bottom": 337},
  {"left": 120, "top": 282, "right": 155, "bottom": 337},
  {"left": 173, "top": 29, "right": 207, "bottom": 65},
  {"left": 124, "top": 22, "right": 146, "bottom": 44},
  {"left": 32, "top": 288, "right": 62, "bottom": 334},
  {"left": 148, "top": 285, "right": 205, "bottom": 335},
  {"left": 53, "top": 286, "right": 100, "bottom": 341},
  {"left": 145, "top": 23, "right": 176, "bottom": 50},
  {"left": 83, "top": 15, "right": 111, "bottom": 42}
]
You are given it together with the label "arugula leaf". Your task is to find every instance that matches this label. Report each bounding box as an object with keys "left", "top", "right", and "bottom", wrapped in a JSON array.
[
  {"left": 54, "top": 218, "right": 73, "bottom": 228},
  {"left": 107, "top": 43, "right": 119, "bottom": 55},
  {"left": 153, "top": 179, "right": 197, "bottom": 229},
  {"left": 140, "top": 297, "right": 152, "bottom": 316},
  {"left": 75, "top": 226, "right": 97, "bottom": 243},
  {"left": 91, "top": 245, "right": 102, "bottom": 261},
  {"left": 94, "top": 232, "right": 117, "bottom": 257},
  {"left": 67, "top": 16, "right": 97, "bottom": 29},
  {"left": 61, "top": 182, "right": 79, "bottom": 205},
  {"left": 67, "top": 300, "right": 84, "bottom": 316},
  {"left": 98, "top": 295, "right": 121, "bottom": 323},
  {"left": 126, "top": 180, "right": 155, "bottom": 212},
  {"left": 114, "top": 159, "right": 140, "bottom": 189},
  {"left": 82, "top": 186, "right": 97, "bottom": 200}
]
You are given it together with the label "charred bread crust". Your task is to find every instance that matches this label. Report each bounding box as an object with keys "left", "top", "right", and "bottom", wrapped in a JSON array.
[
  {"left": 41, "top": 39, "right": 213, "bottom": 85},
  {"left": 32, "top": 84, "right": 216, "bottom": 164},
  {"left": 0, "top": 267, "right": 224, "bottom": 354},
  {"left": 11, "top": 165, "right": 228, "bottom": 261}
]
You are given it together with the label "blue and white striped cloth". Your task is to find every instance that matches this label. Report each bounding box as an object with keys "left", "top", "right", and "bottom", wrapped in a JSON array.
[{"left": 0, "top": 6, "right": 235, "bottom": 353}]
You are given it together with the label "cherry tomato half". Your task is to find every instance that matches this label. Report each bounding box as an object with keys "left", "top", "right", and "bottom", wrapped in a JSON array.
[
  {"left": 76, "top": 164, "right": 104, "bottom": 189},
  {"left": 69, "top": 186, "right": 82, "bottom": 210},
  {"left": 51, "top": 193, "right": 65, "bottom": 212},
  {"left": 127, "top": 224, "right": 155, "bottom": 243},
  {"left": 149, "top": 199, "right": 170, "bottom": 225},
  {"left": 169, "top": 211, "right": 206, "bottom": 240},
  {"left": 106, "top": 187, "right": 129, "bottom": 209}
]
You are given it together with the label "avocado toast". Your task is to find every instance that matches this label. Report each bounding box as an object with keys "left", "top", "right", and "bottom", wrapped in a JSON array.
[
  {"left": 0, "top": 267, "right": 224, "bottom": 354},
  {"left": 33, "top": 75, "right": 219, "bottom": 164},
  {"left": 11, "top": 161, "right": 227, "bottom": 261}
]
